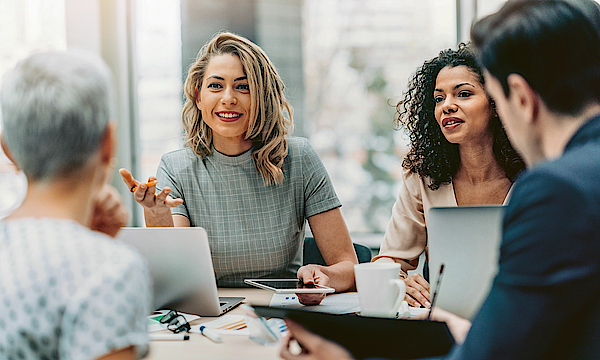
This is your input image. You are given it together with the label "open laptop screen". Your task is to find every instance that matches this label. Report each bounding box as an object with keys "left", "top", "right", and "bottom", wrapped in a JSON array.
[
  {"left": 427, "top": 206, "right": 504, "bottom": 319},
  {"left": 116, "top": 227, "right": 240, "bottom": 316}
]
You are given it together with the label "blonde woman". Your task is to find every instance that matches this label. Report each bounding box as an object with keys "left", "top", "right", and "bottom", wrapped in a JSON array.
[{"left": 120, "top": 32, "right": 357, "bottom": 298}]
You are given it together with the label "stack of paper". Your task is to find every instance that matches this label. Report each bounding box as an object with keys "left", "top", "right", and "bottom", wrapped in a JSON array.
[
  {"left": 269, "top": 292, "right": 361, "bottom": 314},
  {"left": 269, "top": 292, "right": 431, "bottom": 318},
  {"left": 191, "top": 315, "right": 249, "bottom": 336}
]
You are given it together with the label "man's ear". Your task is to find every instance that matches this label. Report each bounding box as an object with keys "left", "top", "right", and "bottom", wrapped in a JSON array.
[
  {"left": 99, "top": 122, "right": 117, "bottom": 166},
  {"left": 506, "top": 73, "right": 540, "bottom": 125}
]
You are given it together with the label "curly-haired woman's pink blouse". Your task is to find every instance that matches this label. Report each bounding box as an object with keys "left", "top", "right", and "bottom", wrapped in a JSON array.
[{"left": 372, "top": 168, "right": 511, "bottom": 276}]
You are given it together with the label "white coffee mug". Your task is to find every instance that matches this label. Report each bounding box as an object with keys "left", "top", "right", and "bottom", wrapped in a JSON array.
[{"left": 354, "top": 263, "right": 406, "bottom": 318}]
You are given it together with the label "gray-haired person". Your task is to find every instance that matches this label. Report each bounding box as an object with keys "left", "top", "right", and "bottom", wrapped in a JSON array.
[{"left": 0, "top": 51, "right": 151, "bottom": 360}]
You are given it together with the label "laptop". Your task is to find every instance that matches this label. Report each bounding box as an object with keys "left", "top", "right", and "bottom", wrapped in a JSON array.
[
  {"left": 116, "top": 227, "right": 244, "bottom": 316},
  {"left": 427, "top": 206, "right": 505, "bottom": 320}
]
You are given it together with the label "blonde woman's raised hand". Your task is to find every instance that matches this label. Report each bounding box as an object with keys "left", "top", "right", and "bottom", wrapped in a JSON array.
[{"left": 119, "top": 168, "right": 183, "bottom": 213}]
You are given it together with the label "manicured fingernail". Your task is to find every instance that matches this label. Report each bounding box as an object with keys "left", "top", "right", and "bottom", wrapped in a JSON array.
[{"left": 425, "top": 301, "right": 431, "bottom": 308}]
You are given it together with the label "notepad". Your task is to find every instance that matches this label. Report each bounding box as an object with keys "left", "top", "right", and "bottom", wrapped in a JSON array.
[{"left": 253, "top": 305, "right": 455, "bottom": 359}]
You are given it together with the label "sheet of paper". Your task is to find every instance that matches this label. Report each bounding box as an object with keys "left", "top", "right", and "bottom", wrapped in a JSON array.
[
  {"left": 269, "top": 293, "right": 429, "bottom": 318},
  {"left": 408, "top": 306, "right": 429, "bottom": 317},
  {"left": 269, "top": 292, "right": 361, "bottom": 314},
  {"left": 190, "top": 314, "right": 250, "bottom": 336}
]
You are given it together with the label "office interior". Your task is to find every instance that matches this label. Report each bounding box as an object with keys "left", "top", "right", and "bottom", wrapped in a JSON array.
[{"left": 1, "top": 0, "right": 513, "bottom": 250}]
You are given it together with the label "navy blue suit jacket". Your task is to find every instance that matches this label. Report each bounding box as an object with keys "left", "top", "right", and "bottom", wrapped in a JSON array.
[
  {"left": 360, "top": 116, "right": 600, "bottom": 360},
  {"left": 434, "top": 114, "right": 600, "bottom": 359},
  {"left": 366, "top": 115, "right": 600, "bottom": 360}
]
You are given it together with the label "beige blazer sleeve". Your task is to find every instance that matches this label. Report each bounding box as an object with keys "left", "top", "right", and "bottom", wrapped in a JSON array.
[{"left": 372, "top": 168, "right": 456, "bottom": 275}]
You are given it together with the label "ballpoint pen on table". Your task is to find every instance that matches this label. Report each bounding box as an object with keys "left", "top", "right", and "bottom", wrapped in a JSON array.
[
  {"left": 200, "top": 325, "right": 223, "bottom": 343},
  {"left": 149, "top": 333, "right": 190, "bottom": 341},
  {"left": 427, "top": 263, "right": 445, "bottom": 321}
]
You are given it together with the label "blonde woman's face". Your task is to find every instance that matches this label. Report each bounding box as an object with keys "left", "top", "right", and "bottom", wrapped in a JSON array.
[
  {"left": 197, "top": 54, "right": 252, "bottom": 152},
  {"left": 433, "top": 65, "right": 492, "bottom": 146}
]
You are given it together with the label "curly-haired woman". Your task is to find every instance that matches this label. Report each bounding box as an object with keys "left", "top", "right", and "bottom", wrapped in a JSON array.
[
  {"left": 372, "top": 44, "right": 525, "bottom": 307},
  {"left": 119, "top": 32, "right": 357, "bottom": 300}
]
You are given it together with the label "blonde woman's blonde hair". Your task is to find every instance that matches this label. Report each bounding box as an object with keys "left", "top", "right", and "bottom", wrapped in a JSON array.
[{"left": 182, "top": 32, "right": 293, "bottom": 185}]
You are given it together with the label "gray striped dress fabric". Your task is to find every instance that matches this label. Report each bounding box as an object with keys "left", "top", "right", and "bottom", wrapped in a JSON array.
[{"left": 156, "top": 137, "right": 341, "bottom": 287}]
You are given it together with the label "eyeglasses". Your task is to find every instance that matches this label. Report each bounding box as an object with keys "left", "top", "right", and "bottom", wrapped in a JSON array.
[{"left": 159, "top": 310, "right": 191, "bottom": 333}]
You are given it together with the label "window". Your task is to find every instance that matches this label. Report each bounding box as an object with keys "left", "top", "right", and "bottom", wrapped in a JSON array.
[
  {"left": 135, "top": 0, "right": 183, "bottom": 182},
  {"left": 0, "top": 0, "right": 66, "bottom": 218},
  {"left": 303, "top": 0, "right": 456, "bottom": 233},
  {"left": 0, "top": 0, "right": 67, "bottom": 135}
]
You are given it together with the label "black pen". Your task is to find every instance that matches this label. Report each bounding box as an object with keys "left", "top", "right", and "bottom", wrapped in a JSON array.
[
  {"left": 149, "top": 333, "right": 190, "bottom": 341},
  {"left": 427, "top": 263, "right": 445, "bottom": 321}
]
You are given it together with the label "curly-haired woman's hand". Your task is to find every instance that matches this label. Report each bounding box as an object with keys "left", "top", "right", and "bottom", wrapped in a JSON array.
[{"left": 404, "top": 273, "right": 431, "bottom": 308}]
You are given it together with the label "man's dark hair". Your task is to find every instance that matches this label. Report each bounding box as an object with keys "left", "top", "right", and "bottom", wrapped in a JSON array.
[{"left": 471, "top": 0, "right": 600, "bottom": 115}]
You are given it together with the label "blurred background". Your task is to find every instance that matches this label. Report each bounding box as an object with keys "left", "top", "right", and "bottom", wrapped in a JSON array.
[{"left": 0, "top": 0, "right": 513, "bottom": 247}]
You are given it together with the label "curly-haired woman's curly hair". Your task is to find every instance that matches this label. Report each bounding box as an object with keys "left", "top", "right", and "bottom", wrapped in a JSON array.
[
  {"left": 182, "top": 32, "right": 293, "bottom": 186},
  {"left": 395, "top": 43, "right": 525, "bottom": 190}
]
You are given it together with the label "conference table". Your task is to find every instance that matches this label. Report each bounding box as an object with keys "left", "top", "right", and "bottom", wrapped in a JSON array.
[{"left": 144, "top": 288, "right": 283, "bottom": 360}]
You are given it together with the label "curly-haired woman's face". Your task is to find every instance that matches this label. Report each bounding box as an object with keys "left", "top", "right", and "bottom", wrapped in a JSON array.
[
  {"left": 197, "top": 54, "right": 252, "bottom": 154},
  {"left": 433, "top": 65, "right": 492, "bottom": 146}
]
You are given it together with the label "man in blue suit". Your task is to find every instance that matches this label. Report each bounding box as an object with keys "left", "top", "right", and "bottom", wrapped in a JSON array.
[{"left": 280, "top": 1, "right": 600, "bottom": 359}]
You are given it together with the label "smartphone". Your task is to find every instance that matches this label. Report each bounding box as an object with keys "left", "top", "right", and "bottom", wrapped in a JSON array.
[{"left": 244, "top": 279, "right": 335, "bottom": 294}]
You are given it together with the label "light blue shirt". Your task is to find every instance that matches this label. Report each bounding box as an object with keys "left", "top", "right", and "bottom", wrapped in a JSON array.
[{"left": 0, "top": 218, "right": 151, "bottom": 360}]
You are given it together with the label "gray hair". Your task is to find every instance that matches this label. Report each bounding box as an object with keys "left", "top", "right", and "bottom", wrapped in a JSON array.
[{"left": 1, "top": 50, "right": 113, "bottom": 181}]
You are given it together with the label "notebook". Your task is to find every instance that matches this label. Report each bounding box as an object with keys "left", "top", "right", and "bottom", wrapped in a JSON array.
[
  {"left": 427, "top": 206, "right": 505, "bottom": 319},
  {"left": 116, "top": 227, "right": 244, "bottom": 316},
  {"left": 253, "top": 305, "right": 454, "bottom": 359}
]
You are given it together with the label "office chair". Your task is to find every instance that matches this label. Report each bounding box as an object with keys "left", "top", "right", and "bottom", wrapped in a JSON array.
[{"left": 303, "top": 237, "right": 372, "bottom": 266}]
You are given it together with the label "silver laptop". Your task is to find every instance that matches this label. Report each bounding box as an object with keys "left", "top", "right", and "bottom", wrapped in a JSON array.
[
  {"left": 427, "top": 206, "right": 504, "bottom": 320},
  {"left": 116, "top": 227, "right": 244, "bottom": 316}
]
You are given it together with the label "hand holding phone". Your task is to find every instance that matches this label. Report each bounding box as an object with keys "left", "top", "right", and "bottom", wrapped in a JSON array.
[
  {"left": 244, "top": 279, "right": 335, "bottom": 294},
  {"left": 296, "top": 265, "right": 331, "bottom": 305}
]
